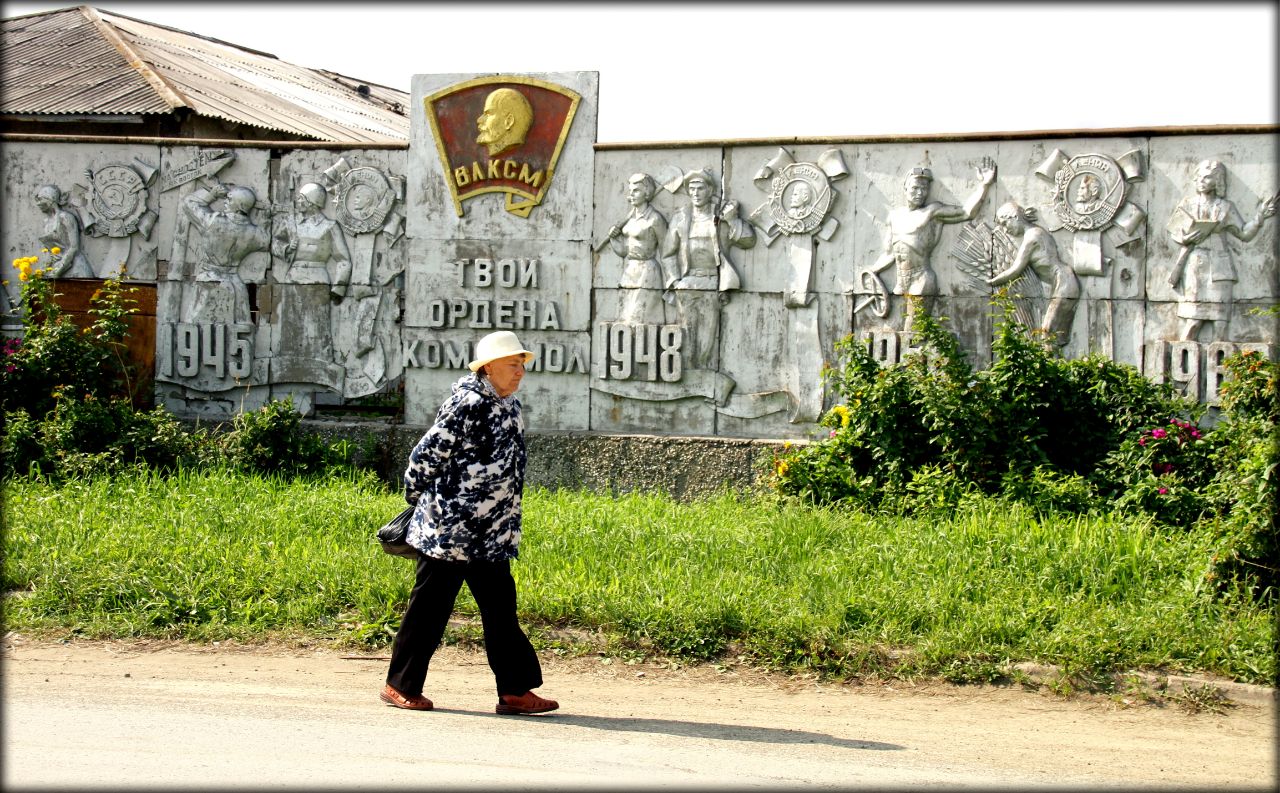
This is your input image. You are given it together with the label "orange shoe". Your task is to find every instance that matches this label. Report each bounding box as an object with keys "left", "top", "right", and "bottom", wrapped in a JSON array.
[
  {"left": 380, "top": 684, "right": 433, "bottom": 711},
  {"left": 496, "top": 690, "right": 559, "bottom": 715}
]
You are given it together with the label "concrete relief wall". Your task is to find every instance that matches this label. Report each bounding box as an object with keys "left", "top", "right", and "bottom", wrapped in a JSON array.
[
  {"left": 154, "top": 146, "right": 273, "bottom": 417},
  {"left": 852, "top": 142, "right": 1003, "bottom": 370},
  {"left": 403, "top": 72, "right": 599, "bottom": 431},
  {"left": 2, "top": 71, "right": 1275, "bottom": 440},
  {"left": 2, "top": 141, "right": 408, "bottom": 420},
  {"left": 844, "top": 136, "right": 1277, "bottom": 411},
  {"left": 729, "top": 145, "right": 856, "bottom": 438},
  {"left": 2, "top": 142, "right": 162, "bottom": 329},
  {"left": 151, "top": 147, "right": 410, "bottom": 418},
  {"left": 270, "top": 151, "right": 408, "bottom": 405},
  {"left": 1145, "top": 137, "right": 1278, "bottom": 403},
  {"left": 591, "top": 145, "right": 852, "bottom": 439}
]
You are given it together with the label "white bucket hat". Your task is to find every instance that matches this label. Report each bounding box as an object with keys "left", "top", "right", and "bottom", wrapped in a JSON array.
[{"left": 468, "top": 330, "right": 534, "bottom": 372}]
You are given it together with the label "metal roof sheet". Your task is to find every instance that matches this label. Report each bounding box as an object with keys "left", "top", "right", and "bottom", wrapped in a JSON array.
[
  {"left": 1, "top": 5, "right": 410, "bottom": 143},
  {"left": 1, "top": 7, "right": 173, "bottom": 115}
]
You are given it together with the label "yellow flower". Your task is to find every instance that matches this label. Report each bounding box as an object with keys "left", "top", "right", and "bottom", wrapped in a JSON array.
[
  {"left": 50, "top": 247, "right": 61, "bottom": 255},
  {"left": 830, "top": 404, "right": 851, "bottom": 428},
  {"left": 775, "top": 459, "right": 790, "bottom": 477}
]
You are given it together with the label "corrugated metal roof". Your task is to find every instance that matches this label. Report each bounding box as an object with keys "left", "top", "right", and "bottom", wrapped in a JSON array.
[
  {"left": 1, "top": 6, "right": 175, "bottom": 115},
  {"left": 1, "top": 5, "right": 410, "bottom": 143}
]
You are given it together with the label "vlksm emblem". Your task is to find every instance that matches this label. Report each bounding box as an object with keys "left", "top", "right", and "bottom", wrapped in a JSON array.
[{"left": 425, "top": 76, "right": 581, "bottom": 218}]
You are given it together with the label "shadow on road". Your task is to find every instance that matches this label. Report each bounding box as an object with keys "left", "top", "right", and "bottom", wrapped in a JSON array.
[
  {"left": 428, "top": 708, "right": 901, "bottom": 750},
  {"left": 544, "top": 713, "right": 903, "bottom": 750}
]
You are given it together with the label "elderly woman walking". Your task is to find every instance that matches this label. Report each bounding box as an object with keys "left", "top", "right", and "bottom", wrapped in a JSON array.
[{"left": 381, "top": 330, "right": 558, "bottom": 715}]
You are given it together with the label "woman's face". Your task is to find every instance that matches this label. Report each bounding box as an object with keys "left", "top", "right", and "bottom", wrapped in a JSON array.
[
  {"left": 626, "top": 179, "right": 650, "bottom": 207},
  {"left": 483, "top": 354, "right": 528, "bottom": 398},
  {"left": 1194, "top": 165, "right": 1221, "bottom": 196}
]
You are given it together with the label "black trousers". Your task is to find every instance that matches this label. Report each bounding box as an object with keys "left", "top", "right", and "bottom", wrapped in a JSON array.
[{"left": 385, "top": 555, "right": 543, "bottom": 698}]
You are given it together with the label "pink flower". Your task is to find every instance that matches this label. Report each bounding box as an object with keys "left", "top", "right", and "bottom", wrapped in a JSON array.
[
  {"left": 1138, "top": 437, "right": 1147, "bottom": 446},
  {"left": 1190, "top": 430, "right": 1201, "bottom": 439},
  {"left": 829, "top": 430, "right": 838, "bottom": 438},
  {"left": 1151, "top": 428, "right": 1167, "bottom": 439},
  {"left": 1158, "top": 487, "right": 1168, "bottom": 495}
]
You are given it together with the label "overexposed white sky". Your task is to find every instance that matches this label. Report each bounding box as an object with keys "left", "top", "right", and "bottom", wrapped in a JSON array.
[{"left": 5, "top": 1, "right": 1277, "bottom": 142}]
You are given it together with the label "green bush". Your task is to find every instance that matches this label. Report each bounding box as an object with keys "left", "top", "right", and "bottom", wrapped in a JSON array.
[
  {"left": 1217, "top": 347, "right": 1279, "bottom": 422},
  {"left": 1203, "top": 350, "right": 1279, "bottom": 596},
  {"left": 118, "top": 406, "right": 221, "bottom": 472},
  {"left": 39, "top": 389, "right": 132, "bottom": 456},
  {"left": 222, "top": 397, "right": 345, "bottom": 477},
  {"left": 1, "top": 393, "right": 349, "bottom": 482},
  {"left": 774, "top": 293, "right": 1193, "bottom": 511},
  {"left": 1, "top": 260, "right": 152, "bottom": 480},
  {"left": 0, "top": 409, "right": 47, "bottom": 477},
  {"left": 772, "top": 298, "right": 1276, "bottom": 601},
  {"left": 2, "top": 256, "right": 354, "bottom": 481},
  {"left": 999, "top": 466, "right": 1100, "bottom": 516},
  {"left": 1203, "top": 416, "right": 1278, "bottom": 594},
  {"left": 1100, "top": 416, "right": 1215, "bottom": 527},
  {"left": 1, "top": 261, "right": 139, "bottom": 419},
  {"left": 1096, "top": 351, "right": 1277, "bottom": 596}
]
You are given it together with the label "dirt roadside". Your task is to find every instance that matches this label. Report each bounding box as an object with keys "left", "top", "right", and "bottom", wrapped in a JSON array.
[{"left": 2, "top": 632, "right": 1275, "bottom": 789}]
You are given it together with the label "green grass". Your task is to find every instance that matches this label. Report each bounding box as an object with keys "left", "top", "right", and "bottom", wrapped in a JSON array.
[{"left": 2, "top": 470, "right": 1273, "bottom": 686}]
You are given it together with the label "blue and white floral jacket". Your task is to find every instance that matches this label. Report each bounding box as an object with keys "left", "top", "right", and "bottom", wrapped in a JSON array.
[{"left": 403, "top": 373, "right": 526, "bottom": 561}]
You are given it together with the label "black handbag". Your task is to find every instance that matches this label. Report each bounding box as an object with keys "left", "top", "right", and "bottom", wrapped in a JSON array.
[{"left": 377, "top": 505, "right": 421, "bottom": 559}]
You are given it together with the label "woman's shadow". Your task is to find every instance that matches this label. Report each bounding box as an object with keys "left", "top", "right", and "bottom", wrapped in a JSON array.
[{"left": 446, "top": 709, "right": 902, "bottom": 750}]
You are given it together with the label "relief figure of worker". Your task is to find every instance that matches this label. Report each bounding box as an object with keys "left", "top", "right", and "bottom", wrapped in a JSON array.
[
  {"left": 604, "top": 173, "right": 671, "bottom": 326},
  {"left": 272, "top": 182, "right": 351, "bottom": 367},
  {"left": 181, "top": 183, "right": 269, "bottom": 326},
  {"left": 1167, "top": 159, "right": 1278, "bottom": 342},
  {"left": 34, "top": 184, "right": 94, "bottom": 279},
  {"left": 660, "top": 169, "right": 755, "bottom": 370},
  {"left": 869, "top": 158, "right": 996, "bottom": 332},
  {"left": 988, "top": 202, "right": 1081, "bottom": 347}
]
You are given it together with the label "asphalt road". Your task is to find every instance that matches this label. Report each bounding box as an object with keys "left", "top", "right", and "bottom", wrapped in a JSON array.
[{"left": 3, "top": 635, "right": 1274, "bottom": 790}]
